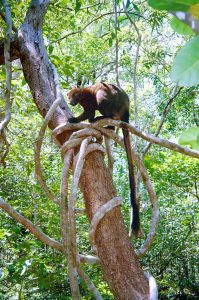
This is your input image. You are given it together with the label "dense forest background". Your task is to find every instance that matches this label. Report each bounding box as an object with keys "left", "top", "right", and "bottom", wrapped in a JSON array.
[{"left": 0, "top": 0, "right": 198, "bottom": 299}]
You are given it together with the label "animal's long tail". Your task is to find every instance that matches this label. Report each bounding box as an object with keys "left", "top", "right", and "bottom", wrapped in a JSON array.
[{"left": 122, "top": 127, "right": 140, "bottom": 238}]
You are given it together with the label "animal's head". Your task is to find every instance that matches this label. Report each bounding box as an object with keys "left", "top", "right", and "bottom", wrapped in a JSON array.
[{"left": 67, "top": 88, "right": 82, "bottom": 106}]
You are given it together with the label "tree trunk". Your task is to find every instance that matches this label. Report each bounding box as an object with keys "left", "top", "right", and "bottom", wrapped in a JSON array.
[
  {"left": 0, "top": 0, "right": 149, "bottom": 298},
  {"left": 80, "top": 152, "right": 149, "bottom": 299}
]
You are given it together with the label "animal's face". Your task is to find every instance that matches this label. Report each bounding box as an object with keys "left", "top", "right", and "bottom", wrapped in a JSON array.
[{"left": 67, "top": 88, "right": 81, "bottom": 106}]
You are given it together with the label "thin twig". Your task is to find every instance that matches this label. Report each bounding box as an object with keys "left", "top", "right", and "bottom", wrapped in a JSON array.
[{"left": 142, "top": 85, "right": 182, "bottom": 157}]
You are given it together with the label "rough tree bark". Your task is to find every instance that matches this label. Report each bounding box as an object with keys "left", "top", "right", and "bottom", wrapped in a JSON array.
[{"left": 0, "top": 1, "right": 149, "bottom": 299}]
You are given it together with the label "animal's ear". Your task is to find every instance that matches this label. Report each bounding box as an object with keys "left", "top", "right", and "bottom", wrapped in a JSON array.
[{"left": 67, "top": 86, "right": 76, "bottom": 96}]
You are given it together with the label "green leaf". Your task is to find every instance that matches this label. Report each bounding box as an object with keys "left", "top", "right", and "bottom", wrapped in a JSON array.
[
  {"left": 21, "top": 78, "right": 27, "bottom": 86},
  {"left": 117, "top": 15, "right": 128, "bottom": 23},
  {"left": 75, "top": 0, "right": 82, "bottom": 13},
  {"left": 111, "top": 32, "right": 116, "bottom": 39},
  {"left": 170, "top": 17, "right": 195, "bottom": 35},
  {"left": 148, "top": 0, "right": 199, "bottom": 12},
  {"left": 50, "top": 55, "right": 62, "bottom": 67},
  {"left": 48, "top": 45, "right": 54, "bottom": 54},
  {"left": 0, "top": 229, "right": 11, "bottom": 238},
  {"left": 108, "top": 37, "right": 113, "bottom": 47},
  {"left": 171, "top": 36, "right": 199, "bottom": 86},
  {"left": 178, "top": 127, "right": 199, "bottom": 150},
  {"left": 62, "top": 68, "right": 73, "bottom": 77},
  {"left": 132, "top": 3, "right": 141, "bottom": 13}
]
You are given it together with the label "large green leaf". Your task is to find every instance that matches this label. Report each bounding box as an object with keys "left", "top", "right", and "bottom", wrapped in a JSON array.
[
  {"left": 170, "top": 17, "right": 195, "bottom": 35},
  {"left": 171, "top": 36, "right": 199, "bottom": 86},
  {"left": 178, "top": 127, "right": 199, "bottom": 150},
  {"left": 148, "top": 0, "right": 199, "bottom": 12}
]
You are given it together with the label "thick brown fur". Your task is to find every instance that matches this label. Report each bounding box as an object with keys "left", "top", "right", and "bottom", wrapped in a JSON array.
[{"left": 67, "top": 82, "right": 140, "bottom": 237}]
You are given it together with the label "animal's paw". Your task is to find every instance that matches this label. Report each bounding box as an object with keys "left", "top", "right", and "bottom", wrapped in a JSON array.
[{"left": 68, "top": 117, "right": 78, "bottom": 123}]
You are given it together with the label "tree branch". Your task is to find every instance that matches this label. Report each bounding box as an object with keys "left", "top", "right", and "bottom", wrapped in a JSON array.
[
  {"left": 0, "top": 131, "right": 10, "bottom": 167},
  {"left": 0, "top": 34, "right": 20, "bottom": 65},
  {"left": 93, "top": 119, "right": 199, "bottom": 159},
  {"left": 0, "top": 0, "right": 12, "bottom": 134},
  {"left": 0, "top": 197, "right": 64, "bottom": 252}
]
